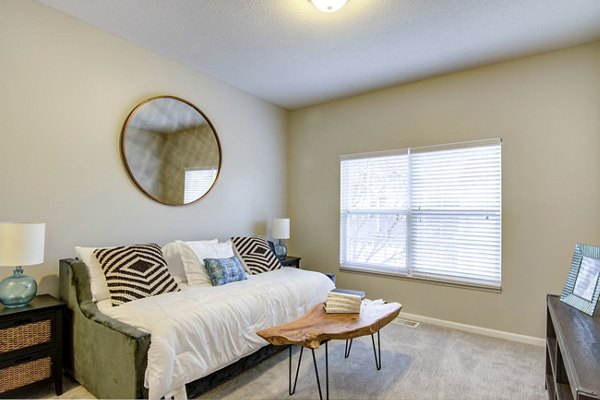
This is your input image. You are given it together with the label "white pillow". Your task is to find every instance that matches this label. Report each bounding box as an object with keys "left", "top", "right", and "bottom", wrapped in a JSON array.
[
  {"left": 178, "top": 240, "right": 235, "bottom": 286},
  {"left": 74, "top": 246, "right": 113, "bottom": 303},
  {"left": 162, "top": 239, "right": 218, "bottom": 284},
  {"left": 160, "top": 240, "right": 213, "bottom": 283}
]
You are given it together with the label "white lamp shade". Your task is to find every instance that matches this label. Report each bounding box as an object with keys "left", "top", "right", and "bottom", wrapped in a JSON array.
[
  {"left": 0, "top": 223, "right": 45, "bottom": 266},
  {"left": 272, "top": 218, "right": 290, "bottom": 240}
]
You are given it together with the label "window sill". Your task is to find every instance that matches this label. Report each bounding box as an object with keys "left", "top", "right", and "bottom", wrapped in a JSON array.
[{"left": 339, "top": 265, "right": 502, "bottom": 293}]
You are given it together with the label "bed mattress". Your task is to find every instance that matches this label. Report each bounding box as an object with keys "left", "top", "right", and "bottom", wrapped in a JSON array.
[{"left": 101, "top": 267, "right": 335, "bottom": 399}]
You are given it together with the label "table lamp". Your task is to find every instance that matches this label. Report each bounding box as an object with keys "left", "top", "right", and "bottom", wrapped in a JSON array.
[
  {"left": 272, "top": 218, "right": 290, "bottom": 259},
  {"left": 0, "top": 222, "right": 45, "bottom": 308}
]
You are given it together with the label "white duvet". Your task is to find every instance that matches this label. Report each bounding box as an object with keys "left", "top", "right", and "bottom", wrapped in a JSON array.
[{"left": 102, "top": 268, "right": 335, "bottom": 399}]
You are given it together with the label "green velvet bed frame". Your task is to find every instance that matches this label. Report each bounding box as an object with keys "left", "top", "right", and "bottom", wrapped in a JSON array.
[{"left": 59, "top": 258, "right": 282, "bottom": 399}]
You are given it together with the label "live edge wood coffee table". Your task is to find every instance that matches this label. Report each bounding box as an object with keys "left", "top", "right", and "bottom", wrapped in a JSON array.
[{"left": 257, "top": 300, "right": 402, "bottom": 400}]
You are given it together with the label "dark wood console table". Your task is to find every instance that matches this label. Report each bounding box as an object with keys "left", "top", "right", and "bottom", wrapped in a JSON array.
[{"left": 546, "top": 294, "right": 600, "bottom": 400}]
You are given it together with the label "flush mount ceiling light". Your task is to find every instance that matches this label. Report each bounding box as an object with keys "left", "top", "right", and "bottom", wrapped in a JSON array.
[{"left": 310, "top": 0, "right": 348, "bottom": 13}]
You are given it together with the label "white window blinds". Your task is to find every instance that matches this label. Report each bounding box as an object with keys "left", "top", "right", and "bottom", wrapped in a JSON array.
[
  {"left": 340, "top": 139, "right": 502, "bottom": 289},
  {"left": 183, "top": 168, "right": 218, "bottom": 203},
  {"left": 340, "top": 151, "right": 409, "bottom": 274},
  {"left": 410, "top": 141, "right": 501, "bottom": 286}
]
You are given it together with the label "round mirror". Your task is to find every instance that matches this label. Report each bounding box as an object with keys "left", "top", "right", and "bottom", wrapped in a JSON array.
[{"left": 121, "top": 96, "right": 221, "bottom": 206}]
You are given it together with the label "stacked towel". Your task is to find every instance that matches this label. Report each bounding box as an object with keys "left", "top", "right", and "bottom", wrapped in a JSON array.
[{"left": 324, "top": 291, "right": 362, "bottom": 314}]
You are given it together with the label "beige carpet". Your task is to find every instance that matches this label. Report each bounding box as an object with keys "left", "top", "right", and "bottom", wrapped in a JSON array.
[
  {"left": 196, "top": 321, "right": 546, "bottom": 400},
  {"left": 36, "top": 320, "right": 545, "bottom": 400}
]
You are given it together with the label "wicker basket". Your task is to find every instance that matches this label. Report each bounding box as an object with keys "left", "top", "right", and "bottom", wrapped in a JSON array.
[
  {"left": 0, "top": 356, "right": 52, "bottom": 393},
  {"left": 0, "top": 319, "right": 52, "bottom": 353}
]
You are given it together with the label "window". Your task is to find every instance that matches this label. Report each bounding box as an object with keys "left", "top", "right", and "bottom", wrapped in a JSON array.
[
  {"left": 183, "top": 167, "right": 218, "bottom": 203},
  {"left": 340, "top": 139, "right": 501, "bottom": 289}
]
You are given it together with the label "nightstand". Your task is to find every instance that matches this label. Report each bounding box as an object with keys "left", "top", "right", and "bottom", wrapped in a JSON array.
[
  {"left": 0, "top": 294, "right": 65, "bottom": 398},
  {"left": 280, "top": 256, "right": 301, "bottom": 269}
]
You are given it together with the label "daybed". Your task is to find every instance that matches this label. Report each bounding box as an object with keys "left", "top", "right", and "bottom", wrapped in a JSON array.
[{"left": 58, "top": 239, "right": 334, "bottom": 399}]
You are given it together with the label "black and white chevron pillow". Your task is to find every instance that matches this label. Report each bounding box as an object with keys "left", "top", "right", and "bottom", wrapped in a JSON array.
[
  {"left": 94, "top": 243, "right": 180, "bottom": 306},
  {"left": 231, "top": 236, "right": 282, "bottom": 274}
]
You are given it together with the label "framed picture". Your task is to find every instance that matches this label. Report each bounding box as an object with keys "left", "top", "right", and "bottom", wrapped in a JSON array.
[{"left": 560, "top": 243, "right": 600, "bottom": 316}]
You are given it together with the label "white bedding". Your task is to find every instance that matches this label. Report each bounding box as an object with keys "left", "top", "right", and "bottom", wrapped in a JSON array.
[{"left": 102, "top": 267, "right": 335, "bottom": 399}]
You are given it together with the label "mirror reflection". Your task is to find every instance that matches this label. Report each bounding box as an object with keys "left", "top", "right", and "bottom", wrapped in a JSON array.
[
  {"left": 573, "top": 256, "right": 600, "bottom": 302},
  {"left": 121, "top": 96, "right": 221, "bottom": 206}
]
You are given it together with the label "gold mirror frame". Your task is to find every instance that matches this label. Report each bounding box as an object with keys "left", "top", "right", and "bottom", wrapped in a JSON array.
[{"left": 120, "top": 96, "right": 222, "bottom": 206}]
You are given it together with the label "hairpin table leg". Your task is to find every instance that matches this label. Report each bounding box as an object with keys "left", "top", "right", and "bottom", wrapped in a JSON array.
[
  {"left": 326, "top": 341, "right": 329, "bottom": 400},
  {"left": 310, "top": 341, "right": 329, "bottom": 400},
  {"left": 311, "top": 348, "right": 323, "bottom": 400},
  {"left": 289, "top": 346, "right": 304, "bottom": 395},
  {"left": 344, "top": 338, "right": 353, "bottom": 358},
  {"left": 371, "top": 331, "right": 382, "bottom": 370}
]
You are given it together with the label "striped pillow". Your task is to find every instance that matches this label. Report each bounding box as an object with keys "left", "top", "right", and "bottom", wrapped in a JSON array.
[
  {"left": 231, "top": 236, "right": 282, "bottom": 274},
  {"left": 94, "top": 243, "right": 180, "bottom": 306}
]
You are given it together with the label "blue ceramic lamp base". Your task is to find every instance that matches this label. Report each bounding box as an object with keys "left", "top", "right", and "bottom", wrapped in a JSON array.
[
  {"left": 274, "top": 239, "right": 288, "bottom": 259},
  {"left": 0, "top": 266, "right": 37, "bottom": 308}
]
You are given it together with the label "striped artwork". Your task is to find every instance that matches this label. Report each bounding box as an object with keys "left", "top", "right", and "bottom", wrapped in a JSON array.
[
  {"left": 94, "top": 243, "right": 180, "bottom": 306},
  {"left": 231, "top": 236, "right": 282, "bottom": 274},
  {"left": 560, "top": 243, "right": 600, "bottom": 317}
]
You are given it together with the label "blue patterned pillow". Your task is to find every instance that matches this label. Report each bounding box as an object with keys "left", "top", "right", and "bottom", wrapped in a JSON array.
[{"left": 203, "top": 256, "right": 248, "bottom": 286}]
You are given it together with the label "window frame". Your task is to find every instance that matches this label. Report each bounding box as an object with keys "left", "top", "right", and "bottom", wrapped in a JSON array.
[{"left": 339, "top": 139, "right": 502, "bottom": 291}]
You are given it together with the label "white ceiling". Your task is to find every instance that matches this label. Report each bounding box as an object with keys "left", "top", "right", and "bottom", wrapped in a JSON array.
[{"left": 37, "top": 0, "right": 600, "bottom": 110}]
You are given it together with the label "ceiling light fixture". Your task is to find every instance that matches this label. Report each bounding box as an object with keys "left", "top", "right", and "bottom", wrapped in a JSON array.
[{"left": 310, "top": 0, "right": 348, "bottom": 13}]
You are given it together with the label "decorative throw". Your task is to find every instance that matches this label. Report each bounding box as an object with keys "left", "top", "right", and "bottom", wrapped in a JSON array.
[
  {"left": 231, "top": 236, "right": 282, "bottom": 274},
  {"left": 93, "top": 243, "right": 180, "bottom": 306},
  {"left": 203, "top": 256, "right": 248, "bottom": 286}
]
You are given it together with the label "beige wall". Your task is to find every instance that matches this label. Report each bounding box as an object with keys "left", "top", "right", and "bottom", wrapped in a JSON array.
[
  {"left": 288, "top": 42, "right": 600, "bottom": 338},
  {"left": 0, "top": 1, "right": 288, "bottom": 296}
]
